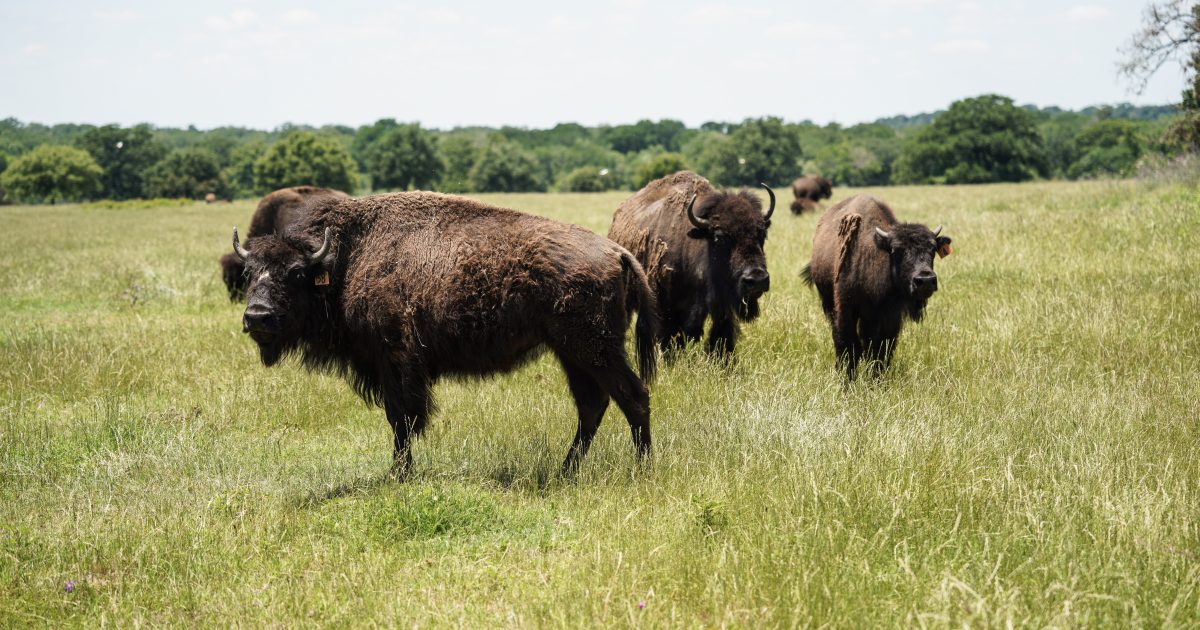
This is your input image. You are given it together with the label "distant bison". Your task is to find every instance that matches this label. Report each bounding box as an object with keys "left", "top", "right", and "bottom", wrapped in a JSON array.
[
  {"left": 608, "top": 171, "right": 774, "bottom": 358},
  {"left": 790, "top": 176, "right": 833, "bottom": 214},
  {"left": 231, "top": 191, "right": 657, "bottom": 475},
  {"left": 802, "top": 194, "right": 952, "bottom": 378},
  {"left": 219, "top": 186, "right": 349, "bottom": 300}
]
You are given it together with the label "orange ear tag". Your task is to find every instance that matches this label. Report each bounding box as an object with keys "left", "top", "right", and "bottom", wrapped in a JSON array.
[
  {"left": 937, "top": 244, "right": 953, "bottom": 259},
  {"left": 314, "top": 271, "right": 331, "bottom": 286}
]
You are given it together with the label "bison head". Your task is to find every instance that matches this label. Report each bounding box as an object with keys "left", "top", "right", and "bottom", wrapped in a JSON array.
[
  {"left": 231, "top": 227, "right": 336, "bottom": 366},
  {"left": 873, "top": 224, "right": 952, "bottom": 320},
  {"left": 685, "top": 184, "right": 775, "bottom": 321}
]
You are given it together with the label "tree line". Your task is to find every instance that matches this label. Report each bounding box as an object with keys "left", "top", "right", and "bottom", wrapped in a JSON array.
[{"left": 0, "top": 95, "right": 1182, "bottom": 204}]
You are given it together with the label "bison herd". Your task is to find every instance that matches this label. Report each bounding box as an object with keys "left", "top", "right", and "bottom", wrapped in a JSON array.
[{"left": 221, "top": 175, "right": 951, "bottom": 474}]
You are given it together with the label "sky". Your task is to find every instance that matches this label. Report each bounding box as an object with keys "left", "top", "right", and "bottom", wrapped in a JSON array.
[{"left": 0, "top": 0, "right": 1187, "bottom": 130}]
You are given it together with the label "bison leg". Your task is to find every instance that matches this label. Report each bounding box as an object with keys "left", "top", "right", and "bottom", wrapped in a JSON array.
[
  {"left": 591, "top": 361, "right": 652, "bottom": 463},
  {"left": 832, "top": 307, "right": 862, "bottom": 378},
  {"left": 863, "top": 314, "right": 902, "bottom": 376},
  {"left": 559, "top": 361, "right": 611, "bottom": 475},
  {"left": 705, "top": 314, "right": 736, "bottom": 358},
  {"left": 382, "top": 381, "right": 431, "bottom": 479}
]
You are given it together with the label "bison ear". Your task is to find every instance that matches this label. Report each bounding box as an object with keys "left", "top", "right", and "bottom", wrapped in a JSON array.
[{"left": 873, "top": 228, "right": 892, "bottom": 252}]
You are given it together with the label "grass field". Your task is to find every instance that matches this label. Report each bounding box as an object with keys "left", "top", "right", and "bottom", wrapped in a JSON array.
[{"left": 1, "top": 181, "right": 1198, "bottom": 627}]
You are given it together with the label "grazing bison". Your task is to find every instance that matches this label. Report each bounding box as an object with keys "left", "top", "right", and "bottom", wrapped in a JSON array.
[
  {"left": 790, "top": 175, "right": 833, "bottom": 214},
  {"left": 219, "top": 186, "right": 349, "bottom": 300},
  {"left": 230, "top": 191, "right": 657, "bottom": 475},
  {"left": 608, "top": 171, "right": 774, "bottom": 358},
  {"left": 801, "top": 194, "right": 952, "bottom": 378}
]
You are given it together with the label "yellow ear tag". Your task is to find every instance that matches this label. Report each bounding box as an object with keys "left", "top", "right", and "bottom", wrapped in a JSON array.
[
  {"left": 314, "top": 271, "right": 331, "bottom": 287},
  {"left": 937, "top": 244, "right": 953, "bottom": 259}
]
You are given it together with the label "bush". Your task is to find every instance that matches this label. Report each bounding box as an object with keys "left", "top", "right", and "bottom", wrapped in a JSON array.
[
  {"left": 74, "top": 125, "right": 167, "bottom": 200},
  {"left": 469, "top": 138, "right": 544, "bottom": 192},
  {"left": 559, "top": 167, "right": 617, "bottom": 192},
  {"left": 253, "top": 132, "right": 358, "bottom": 193},
  {"left": 633, "top": 153, "right": 689, "bottom": 189},
  {"left": 1067, "top": 120, "right": 1145, "bottom": 179},
  {"left": 144, "top": 148, "right": 227, "bottom": 199},
  {"left": 695, "top": 118, "right": 802, "bottom": 186},
  {"left": 363, "top": 123, "right": 442, "bottom": 191},
  {"left": 221, "top": 142, "right": 266, "bottom": 198},
  {"left": 0, "top": 144, "right": 102, "bottom": 203}
]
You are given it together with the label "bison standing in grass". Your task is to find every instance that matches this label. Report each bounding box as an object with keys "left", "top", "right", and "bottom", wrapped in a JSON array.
[
  {"left": 790, "top": 175, "right": 833, "bottom": 214},
  {"left": 608, "top": 171, "right": 774, "bottom": 358},
  {"left": 219, "top": 186, "right": 349, "bottom": 300},
  {"left": 802, "top": 194, "right": 952, "bottom": 378},
  {"left": 230, "top": 191, "right": 657, "bottom": 475}
]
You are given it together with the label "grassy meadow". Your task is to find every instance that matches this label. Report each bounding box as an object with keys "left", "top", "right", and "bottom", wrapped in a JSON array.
[{"left": 1, "top": 181, "right": 1198, "bottom": 627}]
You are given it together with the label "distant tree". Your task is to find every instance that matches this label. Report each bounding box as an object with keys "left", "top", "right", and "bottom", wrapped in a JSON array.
[
  {"left": 363, "top": 123, "right": 442, "bottom": 191},
  {"left": 894, "top": 94, "right": 1048, "bottom": 184},
  {"left": 144, "top": 148, "right": 228, "bottom": 199},
  {"left": 696, "top": 117, "right": 802, "bottom": 186},
  {"left": 633, "top": 152, "right": 689, "bottom": 189},
  {"left": 559, "top": 166, "right": 617, "bottom": 192},
  {"left": 352, "top": 118, "right": 400, "bottom": 168},
  {"left": 438, "top": 135, "right": 480, "bottom": 193},
  {"left": 221, "top": 142, "right": 266, "bottom": 198},
  {"left": 533, "top": 140, "right": 625, "bottom": 189},
  {"left": 253, "top": 131, "right": 358, "bottom": 193},
  {"left": 601, "top": 119, "right": 688, "bottom": 153},
  {"left": 1120, "top": 2, "right": 1200, "bottom": 151},
  {"left": 1067, "top": 120, "right": 1146, "bottom": 179},
  {"left": 469, "top": 137, "right": 544, "bottom": 192},
  {"left": 811, "top": 143, "right": 887, "bottom": 186},
  {"left": 0, "top": 144, "right": 102, "bottom": 203},
  {"left": 74, "top": 125, "right": 167, "bottom": 199}
]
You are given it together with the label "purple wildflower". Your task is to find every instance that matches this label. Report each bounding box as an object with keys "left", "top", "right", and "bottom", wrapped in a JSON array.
[
  {"left": 638, "top": 601, "right": 646, "bottom": 610},
  {"left": 64, "top": 580, "right": 76, "bottom": 593}
]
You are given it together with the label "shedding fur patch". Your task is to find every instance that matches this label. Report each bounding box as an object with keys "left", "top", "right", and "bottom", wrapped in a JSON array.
[{"left": 834, "top": 213, "right": 861, "bottom": 286}]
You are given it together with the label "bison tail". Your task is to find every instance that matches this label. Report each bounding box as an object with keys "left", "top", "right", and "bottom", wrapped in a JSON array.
[
  {"left": 800, "top": 263, "right": 814, "bottom": 287},
  {"left": 620, "top": 251, "right": 659, "bottom": 385}
]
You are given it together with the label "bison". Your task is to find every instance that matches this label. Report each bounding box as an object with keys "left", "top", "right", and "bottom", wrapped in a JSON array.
[
  {"left": 219, "top": 186, "right": 349, "bottom": 300},
  {"left": 790, "top": 175, "right": 833, "bottom": 214},
  {"left": 801, "top": 194, "right": 952, "bottom": 378},
  {"left": 608, "top": 171, "right": 774, "bottom": 358},
  {"left": 230, "top": 191, "right": 658, "bottom": 475}
]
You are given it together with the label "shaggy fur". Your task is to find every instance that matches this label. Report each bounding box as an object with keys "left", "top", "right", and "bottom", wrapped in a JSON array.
[
  {"left": 219, "top": 186, "right": 349, "bottom": 300},
  {"left": 801, "top": 194, "right": 951, "bottom": 378},
  {"left": 233, "top": 191, "right": 658, "bottom": 475},
  {"left": 790, "top": 176, "right": 833, "bottom": 214},
  {"left": 608, "top": 171, "right": 772, "bottom": 358}
]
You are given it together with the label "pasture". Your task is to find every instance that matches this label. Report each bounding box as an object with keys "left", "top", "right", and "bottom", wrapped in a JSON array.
[{"left": 1, "top": 181, "right": 1198, "bottom": 626}]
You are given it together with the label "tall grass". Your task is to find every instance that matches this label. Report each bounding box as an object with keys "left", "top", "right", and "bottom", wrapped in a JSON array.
[{"left": 1, "top": 181, "right": 1198, "bottom": 626}]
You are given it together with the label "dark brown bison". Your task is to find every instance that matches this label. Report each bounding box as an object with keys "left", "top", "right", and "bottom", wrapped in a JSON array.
[
  {"left": 219, "top": 186, "right": 349, "bottom": 300},
  {"left": 608, "top": 171, "right": 774, "bottom": 358},
  {"left": 801, "top": 194, "right": 952, "bottom": 378},
  {"left": 230, "top": 191, "right": 657, "bottom": 475},
  {"left": 790, "top": 175, "right": 833, "bottom": 214}
]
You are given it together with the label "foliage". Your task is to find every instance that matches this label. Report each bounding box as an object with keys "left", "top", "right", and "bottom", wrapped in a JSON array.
[
  {"left": 894, "top": 94, "right": 1048, "bottom": 184},
  {"left": 0, "top": 144, "right": 102, "bottom": 203},
  {"left": 809, "top": 143, "right": 888, "bottom": 186},
  {"left": 362, "top": 123, "right": 442, "bottom": 191},
  {"left": 696, "top": 117, "right": 802, "bottom": 186},
  {"left": 221, "top": 142, "right": 266, "bottom": 198},
  {"left": 74, "top": 125, "right": 167, "bottom": 200},
  {"left": 632, "top": 152, "right": 689, "bottom": 189},
  {"left": 438, "top": 135, "right": 480, "bottom": 193},
  {"left": 558, "top": 166, "right": 617, "bottom": 192},
  {"left": 600, "top": 119, "right": 688, "bottom": 153},
  {"left": 469, "top": 137, "right": 544, "bottom": 192},
  {"left": 253, "top": 131, "right": 358, "bottom": 194},
  {"left": 143, "top": 148, "right": 228, "bottom": 199},
  {"left": 1066, "top": 120, "right": 1145, "bottom": 179}
]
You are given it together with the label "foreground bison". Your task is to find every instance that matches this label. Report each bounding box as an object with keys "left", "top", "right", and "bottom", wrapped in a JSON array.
[
  {"left": 802, "top": 194, "right": 952, "bottom": 378},
  {"left": 790, "top": 175, "right": 833, "bottom": 214},
  {"left": 231, "top": 192, "right": 657, "bottom": 474},
  {"left": 608, "top": 171, "right": 773, "bottom": 358},
  {"left": 219, "top": 186, "right": 349, "bottom": 300}
]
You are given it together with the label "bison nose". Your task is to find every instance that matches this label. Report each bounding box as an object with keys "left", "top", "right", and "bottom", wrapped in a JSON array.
[
  {"left": 741, "top": 268, "right": 770, "bottom": 294},
  {"left": 913, "top": 271, "right": 938, "bottom": 292},
  {"left": 242, "top": 303, "right": 274, "bottom": 333}
]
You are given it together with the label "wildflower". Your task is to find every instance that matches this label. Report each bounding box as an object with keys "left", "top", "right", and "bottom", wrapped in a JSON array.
[
  {"left": 638, "top": 601, "right": 646, "bottom": 610},
  {"left": 64, "top": 580, "right": 76, "bottom": 593}
]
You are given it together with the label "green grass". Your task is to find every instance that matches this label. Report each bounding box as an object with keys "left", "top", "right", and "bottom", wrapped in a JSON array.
[{"left": 1, "top": 181, "right": 1198, "bottom": 627}]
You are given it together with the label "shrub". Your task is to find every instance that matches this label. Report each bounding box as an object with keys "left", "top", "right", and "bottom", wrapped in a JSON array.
[
  {"left": 0, "top": 144, "right": 102, "bottom": 203},
  {"left": 633, "top": 153, "right": 689, "bottom": 189},
  {"left": 559, "top": 166, "right": 617, "bottom": 192},
  {"left": 469, "top": 138, "right": 544, "bottom": 192},
  {"left": 363, "top": 123, "right": 442, "bottom": 191},
  {"left": 144, "top": 148, "right": 227, "bottom": 199},
  {"left": 253, "top": 131, "right": 358, "bottom": 193}
]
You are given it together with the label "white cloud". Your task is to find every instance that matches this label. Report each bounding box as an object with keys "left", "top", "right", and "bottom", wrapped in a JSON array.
[
  {"left": 933, "top": 39, "right": 989, "bottom": 53},
  {"left": 205, "top": 9, "right": 257, "bottom": 31},
  {"left": 421, "top": 8, "right": 461, "bottom": 25},
  {"left": 687, "top": 4, "right": 770, "bottom": 25},
  {"left": 284, "top": 9, "right": 319, "bottom": 25},
  {"left": 1068, "top": 5, "right": 1110, "bottom": 21},
  {"left": 766, "top": 21, "right": 815, "bottom": 38},
  {"left": 22, "top": 44, "right": 46, "bottom": 56}
]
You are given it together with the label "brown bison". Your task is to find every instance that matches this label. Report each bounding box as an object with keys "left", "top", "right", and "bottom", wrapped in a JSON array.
[
  {"left": 790, "top": 175, "right": 833, "bottom": 214},
  {"left": 608, "top": 171, "right": 774, "bottom": 358},
  {"left": 801, "top": 194, "right": 952, "bottom": 378},
  {"left": 219, "top": 186, "right": 349, "bottom": 300},
  {"left": 230, "top": 191, "right": 657, "bottom": 475}
]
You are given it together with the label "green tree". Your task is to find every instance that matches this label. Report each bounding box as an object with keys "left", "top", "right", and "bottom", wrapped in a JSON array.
[
  {"left": 601, "top": 119, "right": 688, "bottom": 153},
  {"left": 810, "top": 143, "right": 887, "bottom": 186},
  {"left": 438, "top": 135, "right": 480, "bottom": 193},
  {"left": 894, "top": 94, "right": 1048, "bottom": 184},
  {"left": 74, "top": 124, "right": 167, "bottom": 199},
  {"left": 469, "top": 137, "right": 544, "bottom": 192},
  {"left": 363, "top": 124, "right": 442, "bottom": 191},
  {"left": 1067, "top": 120, "right": 1146, "bottom": 179},
  {"left": 253, "top": 131, "right": 358, "bottom": 193},
  {"left": 144, "top": 148, "right": 228, "bottom": 199},
  {"left": 222, "top": 142, "right": 266, "bottom": 198},
  {"left": 0, "top": 144, "right": 102, "bottom": 203},
  {"left": 633, "top": 152, "right": 689, "bottom": 188},
  {"left": 558, "top": 166, "right": 618, "bottom": 192},
  {"left": 352, "top": 118, "right": 400, "bottom": 168},
  {"left": 696, "top": 117, "right": 802, "bottom": 186}
]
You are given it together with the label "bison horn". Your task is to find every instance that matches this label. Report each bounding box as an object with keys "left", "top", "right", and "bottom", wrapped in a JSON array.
[
  {"left": 232, "top": 227, "right": 250, "bottom": 261},
  {"left": 758, "top": 182, "right": 775, "bottom": 220},
  {"left": 874, "top": 227, "right": 891, "bottom": 239},
  {"left": 932, "top": 225, "right": 943, "bottom": 237},
  {"left": 685, "top": 194, "right": 710, "bottom": 230},
  {"left": 308, "top": 227, "right": 333, "bottom": 264}
]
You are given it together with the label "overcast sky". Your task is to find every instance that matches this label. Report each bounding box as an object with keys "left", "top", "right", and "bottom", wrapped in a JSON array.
[{"left": 0, "top": 0, "right": 1186, "bottom": 130}]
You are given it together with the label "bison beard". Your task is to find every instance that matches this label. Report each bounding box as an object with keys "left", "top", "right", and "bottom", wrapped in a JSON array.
[
  {"left": 801, "top": 194, "right": 951, "bottom": 379},
  {"left": 219, "top": 186, "right": 349, "bottom": 301},
  {"left": 231, "top": 191, "right": 658, "bottom": 476}
]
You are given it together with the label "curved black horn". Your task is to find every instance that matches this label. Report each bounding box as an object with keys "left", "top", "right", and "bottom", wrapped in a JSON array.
[
  {"left": 232, "top": 227, "right": 250, "bottom": 261},
  {"left": 875, "top": 227, "right": 891, "bottom": 239},
  {"left": 758, "top": 182, "right": 775, "bottom": 220},
  {"left": 932, "top": 225, "right": 943, "bottom": 237},
  {"left": 685, "top": 194, "right": 709, "bottom": 229},
  {"left": 308, "top": 227, "right": 333, "bottom": 263}
]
